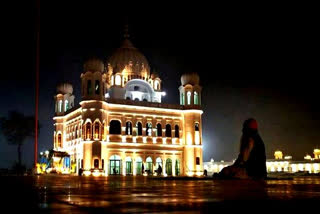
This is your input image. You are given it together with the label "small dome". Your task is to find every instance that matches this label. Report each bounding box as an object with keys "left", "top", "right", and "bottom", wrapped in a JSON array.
[
  {"left": 107, "top": 39, "right": 150, "bottom": 75},
  {"left": 83, "top": 58, "right": 104, "bottom": 73},
  {"left": 57, "top": 83, "right": 73, "bottom": 94},
  {"left": 181, "top": 73, "right": 200, "bottom": 86}
]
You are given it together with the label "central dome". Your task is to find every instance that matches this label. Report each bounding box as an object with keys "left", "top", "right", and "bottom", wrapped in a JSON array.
[{"left": 107, "top": 39, "right": 150, "bottom": 75}]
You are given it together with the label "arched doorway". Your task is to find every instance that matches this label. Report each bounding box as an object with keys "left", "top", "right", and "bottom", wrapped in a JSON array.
[
  {"left": 146, "top": 157, "right": 153, "bottom": 174},
  {"left": 166, "top": 158, "right": 172, "bottom": 176},
  {"left": 156, "top": 157, "right": 162, "bottom": 175},
  {"left": 136, "top": 157, "right": 143, "bottom": 175},
  {"left": 109, "top": 155, "right": 121, "bottom": 175},
  {"left": 175, "top": 159, "right": 180, "bottom": 176},
  {"left": 125, "top": 157, "right": 132, "bottom": 175}
]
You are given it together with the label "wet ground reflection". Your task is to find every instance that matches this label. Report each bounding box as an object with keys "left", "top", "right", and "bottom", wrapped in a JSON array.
[{"left": 2, "top": 175, "right": 320, "bottom": 213}]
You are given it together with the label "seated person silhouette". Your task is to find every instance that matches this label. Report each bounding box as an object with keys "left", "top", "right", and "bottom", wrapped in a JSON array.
[
  {"left": 218, "top": 118, "right": 267, "bottom": 179},
  {"left": 157, "top": 165, "right": 162, "bottom": 176}
]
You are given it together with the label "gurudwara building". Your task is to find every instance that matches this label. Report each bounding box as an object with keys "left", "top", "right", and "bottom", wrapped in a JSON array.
[{"left": 53, "top": 36, "right": 203, "bottom": 176}]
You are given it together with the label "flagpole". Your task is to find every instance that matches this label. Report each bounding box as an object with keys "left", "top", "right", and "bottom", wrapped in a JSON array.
[{"left": 34, "top": 0, "right": 40, "bottom": 170}]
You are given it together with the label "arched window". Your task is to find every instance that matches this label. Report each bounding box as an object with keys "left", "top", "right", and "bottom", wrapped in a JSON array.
[
  {"left": 75, "top": 126, "right": 78, "bottom": 138},
  {"left": 180, "top": 93, "right": 184, "bottom": 105},
  {"left": 194, "top": 91, "right": 199, "bottom": 105},
  {"left": 82, "top": 125, "right": 85, "bottom": 139},
  {"left": 125, "top": 121, "right": 132, "bottom": 135},
  {"left": 115, "top": 75, "right": 121, "bottom": 86},
  {"left": 64, "top": 100, "right": 69, "bottom": 111},
  {"left": 195, "top": 123, "right": 199, "bottom": 131},
  {"left": 187, "top": 91, "right": 191, "bottom": 105},
  {"left": 136, "top": 122, "right": 142, "bottom": 136},
  {"left": 154, "top": 80, "right": 159, "bottom": 90},
  {"left": 146, "top": 123, "right": 152, "bottom": 136},
  {"left": 58, "top": 100, "right": 63, "bottom": 112},
  {"left": 86, "top": 123, "right": 91, "bottom": 139},
  {"left": 94, "top": 122, "right": 100, "bottom": 139},
  {"left": 95, "top": 80, "right": 100, "bottom": 95},
  {"left": 174, "top": 125, "right": 179, "bottom": 138},
  {"left": 57, "top": 133, "right": 62, "bottom": 147},
  {"left": 109, "top": 120, "right": 121, "bottom": 134},
  {"left": 195, "top": 123, "right": 200, "bottom": 145},
  {"left": 87, "top": 80, "right": 92, "bottom": 95},
  {"left": 165, "top": 124, "right": 172, "bottom": 137},
  {"left": 156, "top": 123, "right": 162, "bottom": 137}
]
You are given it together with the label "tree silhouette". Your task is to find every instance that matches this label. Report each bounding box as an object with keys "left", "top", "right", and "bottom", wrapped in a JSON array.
[{"left": 0, "top": 111, "right": 37, "bottom": 169}]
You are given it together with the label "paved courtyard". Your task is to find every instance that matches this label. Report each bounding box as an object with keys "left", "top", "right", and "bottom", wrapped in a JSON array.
[{"left": 2, "top": 175, "right": 320, "bottom": 213}]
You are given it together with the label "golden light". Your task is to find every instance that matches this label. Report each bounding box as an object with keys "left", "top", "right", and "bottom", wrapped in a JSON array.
[
  {"left": 187, "top": 132, "right": 192, "bottom": 145},
  {"left": 274, "top": 150, "right": 283, "bottom": 159},
  {"left": 195, "top": 131, "right": 200, "bottom": 145},
  {"left": 83, "top": 170, "right": 91, "bottom": 176}
]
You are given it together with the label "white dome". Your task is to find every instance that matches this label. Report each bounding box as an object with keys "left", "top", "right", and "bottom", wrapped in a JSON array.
[
  {"left": 84, "top": 58, "right": 104, "bottom": 73},
  {"left": 181, "top": 73, "right": 200, "bottom": 86},
  {"left": 57, "top": 83, "right": 73, "bottom": 94}
]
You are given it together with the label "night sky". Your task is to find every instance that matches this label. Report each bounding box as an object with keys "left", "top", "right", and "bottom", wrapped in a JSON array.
[{"left": 1, "top": 2, "right": 319, "bottom": 168}]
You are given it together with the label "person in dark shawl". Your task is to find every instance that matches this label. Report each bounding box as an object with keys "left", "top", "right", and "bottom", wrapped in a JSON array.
[{"left": 218, "top": 118, "right": 267, "bottom": 179}]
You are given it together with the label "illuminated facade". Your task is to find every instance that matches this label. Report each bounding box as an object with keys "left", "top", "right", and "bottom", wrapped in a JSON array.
[
  {"left": 204, "top": 150, "right": 320, "bottom": 175},
  {"left": 53, "top": 37, "right": 203, "bottom": 176}
]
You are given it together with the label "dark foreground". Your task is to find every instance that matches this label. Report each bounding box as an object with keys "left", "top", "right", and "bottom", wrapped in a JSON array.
[{"left": 2, "top": 175, "right": 320, "bottom": 213}]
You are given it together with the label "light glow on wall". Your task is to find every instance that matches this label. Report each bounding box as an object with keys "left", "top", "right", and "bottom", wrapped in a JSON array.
[
  {"left": 195, "top": 131, "right": 200, "bottom": 145},
  {"left": 187, "top": 132, "right": 192, "bottom": 145}
]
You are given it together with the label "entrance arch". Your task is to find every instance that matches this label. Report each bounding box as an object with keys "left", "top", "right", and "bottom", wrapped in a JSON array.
[
  {"left": 136, "top": 157, "right": 143, "bottom": 175},
  {"left": 175, "top": 159, "right": 180, "bottom": 176},
  {"left": 109, "top": 155, "right": 121, "bottom": 175},
  {"left": 146, "top": 157, "right": 153, "bottom": 174},
  {"left": 125, "top": 157, "right": 132, "bottom": 175}
]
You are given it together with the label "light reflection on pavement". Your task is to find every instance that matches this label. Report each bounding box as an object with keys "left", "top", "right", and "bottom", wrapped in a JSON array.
[{"left": 3, "top": 175, "right": 320, "bottom": 213}]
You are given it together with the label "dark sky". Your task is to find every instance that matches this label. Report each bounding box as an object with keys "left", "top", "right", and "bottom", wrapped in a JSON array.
[{"left": 1, "top": 2, "right": 319, "bottom": 168}]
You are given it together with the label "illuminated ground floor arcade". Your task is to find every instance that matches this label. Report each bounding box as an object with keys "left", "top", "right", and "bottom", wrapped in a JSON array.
[{"left": 72, "top": 143, "right": 191, "bottom": 176}]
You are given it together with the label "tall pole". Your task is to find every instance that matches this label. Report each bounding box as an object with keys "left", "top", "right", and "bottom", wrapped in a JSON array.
[{"left": 34, "top": 0, "right": 40, "bottom": 169}]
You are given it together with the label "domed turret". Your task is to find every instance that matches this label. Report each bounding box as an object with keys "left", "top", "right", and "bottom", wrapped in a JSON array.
[
  {"left": 181, "top": 73, "right": 200, "bottom": 86},
  {"left": 81, "top": 58, "right": 106, "bottom": 101},
  {"left": 57, "top": 83, "right": 73, "bottom": 95},
  {"left": 179, "top": 73, "right": 202, "bottom": 107},
  {"left": 54, "top": 83, "right": 75, "bottom": 115},
  {"left": 84, "top": 58, "right": 104, "bottom": 73}
]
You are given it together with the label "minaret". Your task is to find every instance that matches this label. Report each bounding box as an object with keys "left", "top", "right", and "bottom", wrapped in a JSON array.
[
  {"left": 81, "top": 58, "right": 106, "bottom": 101},
  {"left": 54, "top": 83, "right": 75, "bottom": 116},
  {"left": 179, "top": 73, "right": 203, "bottom": 176}
]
